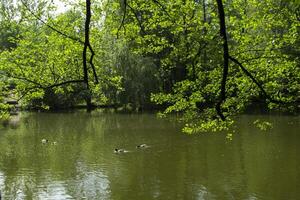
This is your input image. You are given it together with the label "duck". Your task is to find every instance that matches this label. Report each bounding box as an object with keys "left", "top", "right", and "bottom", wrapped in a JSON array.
[
  {"left": 41, "top": 139, "right": 48, "bottom": 144},
  {"left": 136, "top": 144, "right": 149, "bottom": 148},
  {"left": 114, "top": 148, "right": 127, "bottom": 153}
]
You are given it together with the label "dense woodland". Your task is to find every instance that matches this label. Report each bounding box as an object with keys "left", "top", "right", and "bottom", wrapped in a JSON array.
[{"left": 0, "top": 0, "right": 299, "bottom": 132}]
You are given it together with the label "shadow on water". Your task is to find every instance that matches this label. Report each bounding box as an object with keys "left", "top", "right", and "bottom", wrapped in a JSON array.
[{"left": 0, "top": 111, "right": 299, "bottom": 199}]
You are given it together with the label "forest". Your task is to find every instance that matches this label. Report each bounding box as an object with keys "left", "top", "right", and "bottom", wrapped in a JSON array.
[{"left": 0, "top": 0, "right": 299, "bottom": 132}]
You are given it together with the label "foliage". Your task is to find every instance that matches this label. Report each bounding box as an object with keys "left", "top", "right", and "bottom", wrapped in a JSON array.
[
  {"left": 253, "top": 119, "right": 273, "bottom": 131},
  {"left": 108, "top": 0, "right": 299, "bottom": 132},
  {"left": 0, "top": 80, "right": 10, "bottom": 122},
  {"left": 0, "top": 0, "right": 299, "bottom": 132},
  {"left": 0, "top": 3, "right": 121, "bottom": 110}
]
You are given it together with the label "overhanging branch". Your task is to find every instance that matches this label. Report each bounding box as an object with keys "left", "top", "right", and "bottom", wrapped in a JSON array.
[{"left": 229, "top": 56, "right": 283, "bottom": 104}]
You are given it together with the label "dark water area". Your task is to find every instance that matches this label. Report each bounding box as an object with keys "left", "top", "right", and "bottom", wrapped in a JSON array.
[{"left": 0, "top": 111, "right": 299, "bottom": 199}]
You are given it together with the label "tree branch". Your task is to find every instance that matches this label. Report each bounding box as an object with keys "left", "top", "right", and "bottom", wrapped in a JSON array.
[
  {"left": 117, "top": 0, "right": 127, "bottom": 38},
  {"left": 229, "top": 56, "right": 283, "bottom": 104},
  {"left": 151, "top": 0, "right": 171, "bottom": 18},
  {"left": 17, "top": 87, "right": 39, "bottom": 101},
  {"left": 127, "top": 4, "right": 146, "bottom": 35},
  {"left": 241, "top": 56, "right": 286, "bottom": 63},
  {"left": 88, "top": 44, "right": 99, "bottom": 84},
  {"left": 3, "top": 73, "right": 44, "bottom": 88},
  {"left": 232, "top": 48, "right": 285, "bottom": 57},
  {"left": 20, "top": 0, "right": 84, "bottom": 44},
  {"left": 46, "top": 79, "right": 85, "bottom": 89}
]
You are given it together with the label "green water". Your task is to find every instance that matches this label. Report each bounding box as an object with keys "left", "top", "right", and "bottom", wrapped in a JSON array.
[{"left": 0, "top": 112, "right": 299, "bottom": 200}]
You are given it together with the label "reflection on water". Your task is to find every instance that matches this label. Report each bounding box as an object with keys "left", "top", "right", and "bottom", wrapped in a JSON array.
[{"left": 0, "top": 112, "right": 299, "bottom": 199}]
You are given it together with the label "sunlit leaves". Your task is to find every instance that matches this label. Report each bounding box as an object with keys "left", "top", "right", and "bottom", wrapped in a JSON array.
[{"left": 253, "top": 119, "right": 273, "bottom": 131}]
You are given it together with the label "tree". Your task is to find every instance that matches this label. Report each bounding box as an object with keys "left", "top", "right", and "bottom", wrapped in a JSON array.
[
  {"left": 1, "top": 0, "right": 298, "bottom": 132},
  {"left": 110, "top": 0, "right": 299, "bottom": 132},
  {"left": 0, "top": 0, "right": 121, "bottom": 111},
  {"left": 82, "top": 0, "right": 99, "bottom": 110}
]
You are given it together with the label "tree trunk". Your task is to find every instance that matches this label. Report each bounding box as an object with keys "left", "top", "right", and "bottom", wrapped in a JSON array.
[
  {"left": 215, "top": 0, "right": 229, "bottom": 120},
  {"left": 83, "top": 0, "right": 92, "bottom": 110},
  {"left": 202, "top": 0, "right": 207, "bottom": 67}
]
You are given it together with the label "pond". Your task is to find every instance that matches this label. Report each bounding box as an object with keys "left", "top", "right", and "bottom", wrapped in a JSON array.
[{"left": 0, "top": 111, "right": 299, "bottom": 200}]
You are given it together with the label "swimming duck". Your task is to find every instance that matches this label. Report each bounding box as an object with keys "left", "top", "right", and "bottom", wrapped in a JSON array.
[
  {"left": 136, "top": 144, "right": 148, "bottom": 148},
  {"left": 41, "top": 139, "right": 48, "bottom": 144},
  {"left": 114, "top": 148, "right": 126, "bottom": 153}
]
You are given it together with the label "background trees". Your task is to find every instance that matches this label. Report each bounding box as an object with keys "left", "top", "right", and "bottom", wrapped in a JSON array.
[{"left": 1, "top": 0, "right": 299, "bottom": 132}]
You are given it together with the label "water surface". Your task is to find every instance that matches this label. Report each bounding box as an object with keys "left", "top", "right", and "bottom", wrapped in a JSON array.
[{"left": 0, "top": 112, "right": 299, "bottom": 199}]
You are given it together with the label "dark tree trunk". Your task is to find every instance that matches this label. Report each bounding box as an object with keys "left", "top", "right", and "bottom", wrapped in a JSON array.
[
  {"left": 202, "top": 0, "right": 207, "bottom": 67},
  {"left": 215, "top": 0, "right": 229, "bottom": 120},
  {"left": 83, "top": 0, "right": 92, "bottom": 110}
]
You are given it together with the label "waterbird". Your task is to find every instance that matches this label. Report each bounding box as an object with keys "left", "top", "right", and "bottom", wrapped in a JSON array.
[
  {"left": 41, "top": 139, "right": 48, "bottom": 144},
  {"left": 136, "top": 144, "right": 149, "bottom": 148},
  {"left": 114, "top": 148, "right": 127, "bottom": 153}
]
